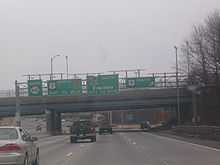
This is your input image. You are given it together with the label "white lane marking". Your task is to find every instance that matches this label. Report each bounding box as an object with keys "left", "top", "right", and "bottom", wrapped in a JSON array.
[
  {"left": 66, "top": 152, "right": 73, "bottom": 157},
  {"left": 119, "top": 133, "right": 138, "bottom": 146},
  {"left": 147, "top": 133, "right": 220, "bottom": 152},
  {"left": 161, "top": 160, "right": 169, "bottom": 165},
  {"left": 80, "top": 144, "right": 85, "bottom": 148},
  {"left": 39, "top": 136, "right": 69, "bottom": 147}
]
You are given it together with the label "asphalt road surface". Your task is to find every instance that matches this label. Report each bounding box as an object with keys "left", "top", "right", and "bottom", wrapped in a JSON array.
[{"left": 39, "top": 132, "right": 220, "bottom": 165}]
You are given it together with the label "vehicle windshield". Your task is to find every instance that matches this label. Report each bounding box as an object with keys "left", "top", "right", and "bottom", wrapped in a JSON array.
[
  {"left": 74, "top": 121, "right": 91, "bottom": 127},
  {"left": 0, "top": 128, "right": 18, "bottom": 140}
]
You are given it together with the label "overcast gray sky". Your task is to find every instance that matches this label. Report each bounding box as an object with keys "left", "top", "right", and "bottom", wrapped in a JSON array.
[{"left": 0, "top": 0, "right": 219, "bottom": 89}]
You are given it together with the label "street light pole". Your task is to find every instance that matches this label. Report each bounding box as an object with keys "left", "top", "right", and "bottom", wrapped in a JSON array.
[
  {"left": 50, "top": 57, "right": 53, "bottom": 80},
  {"left": 50, "top": 55, "right": 60, "bottom": 80},
  {"left": 15, "top": 80, "right": 21, "bottom": 126},
  {"left": 65, "top": 56, "right": 69, "bottom": 79},
  {"left": 174, "top": 46, "right": 181, "bottom": 124}
]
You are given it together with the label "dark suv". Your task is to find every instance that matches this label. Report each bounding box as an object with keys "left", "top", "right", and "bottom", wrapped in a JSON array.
[{"left": 70, "top": 120, "right": 96, "bottom": 143}]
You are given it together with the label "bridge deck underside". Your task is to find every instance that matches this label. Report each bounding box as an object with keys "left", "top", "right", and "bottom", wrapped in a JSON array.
[{"left": 0, "top": 88, "right": 191, "bottom": 116}]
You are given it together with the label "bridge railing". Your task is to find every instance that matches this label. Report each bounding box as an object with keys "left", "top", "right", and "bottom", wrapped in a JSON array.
[
  {"left": 0, "top": 90, "right": 15, "bottom": 97},
  {"left": 0, "top": 72, "right": 188, "bottom": 97}
]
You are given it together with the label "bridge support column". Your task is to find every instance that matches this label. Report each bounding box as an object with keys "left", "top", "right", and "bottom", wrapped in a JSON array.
[
  {"left": 120, "top": 111, "right": 124, "bottom": 124},
  {"left": 109, "top": 111, "right": 112, "bottom": 125},
  {"left": 45, "top": 110, "right": 54, "bottom": 135},
  {"left": 45, "top": 110, "right": 62, "bottom": 135},
  {"left": 55, "top": 112, "right": 62, "bottom": 134}
]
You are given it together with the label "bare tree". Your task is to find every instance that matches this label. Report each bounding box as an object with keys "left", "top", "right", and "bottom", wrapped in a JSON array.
[
  {"left": 181, "top": 11, "right": 220, "bottom": 86},
  {"left": 204, "top": 11, "right": 220, "bottom": 84}
]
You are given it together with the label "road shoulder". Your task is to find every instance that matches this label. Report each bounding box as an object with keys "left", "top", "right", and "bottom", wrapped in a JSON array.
[{"left": 152, "top": 130, "right": 220, "bottom": 150}]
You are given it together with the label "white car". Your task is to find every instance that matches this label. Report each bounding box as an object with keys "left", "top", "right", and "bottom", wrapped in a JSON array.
[{"left": 0, "top": 126, "right": 39, "bottom": 165}]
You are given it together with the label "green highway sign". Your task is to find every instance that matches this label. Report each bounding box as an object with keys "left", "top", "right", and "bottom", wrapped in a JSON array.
[
  {"left": 87, "top": 76, "right": 97, "bottom": 95},
  {"left": 126, "top": 77, "right": 155, "bottom": 88},
  {"left": 28, "top": 80, "right": 43, "bottom": 96},
  {"left": 96, "top": 74, "right": 119, "bottom": 95},
  {"left": 87, "top": 74, "right": 119, "bottom": 95},
  {"left": 126, "top": 113, "right": 134, "bottom": 121},
  {"left": 48, "top": 79, "right": 82, "bottom": 96}
]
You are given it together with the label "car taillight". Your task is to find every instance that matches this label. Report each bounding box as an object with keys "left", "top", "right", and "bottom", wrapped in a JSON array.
[
  {"left": 0, "top": 144, "right": 22, "bottom": 152},
  {"left": 91, "top": 128, "right": 95, "bottom": 133}
]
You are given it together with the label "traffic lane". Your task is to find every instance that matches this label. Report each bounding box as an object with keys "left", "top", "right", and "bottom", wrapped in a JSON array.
[
  {"left": 121, "top": 132, "right": 220, "bottom": 165},
  {"left": 39, "top": 135, "right": 94, "bottom": 165},
  {"left": 38, "top": 135, "right": 69, "bottom": 148},
  {"left": 39, "top": 132, "right": 220, "bottom": 165},
  {"left": 39, "top": 133, "right": 150, "bottom": 165},
  {"left": 71, "top": 133, "right": 158, "bottom": 165}
]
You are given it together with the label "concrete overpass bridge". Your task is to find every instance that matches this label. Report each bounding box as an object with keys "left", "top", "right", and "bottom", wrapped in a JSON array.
[
  {"left": 0, "top": 72, "right": 193, "bottom": 134},
  {"left": 0, "top": 87, "right": 192, "bottom": 134}
]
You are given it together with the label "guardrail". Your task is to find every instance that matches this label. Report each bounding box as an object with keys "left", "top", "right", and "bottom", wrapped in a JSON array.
[{"left": 173, "top": 125, "right": 220, "bottom": 141}]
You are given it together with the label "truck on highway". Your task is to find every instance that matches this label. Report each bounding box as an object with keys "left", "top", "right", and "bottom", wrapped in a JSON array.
[{"left": 70, "top": 119, "right": 96, "bottom": 143}]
